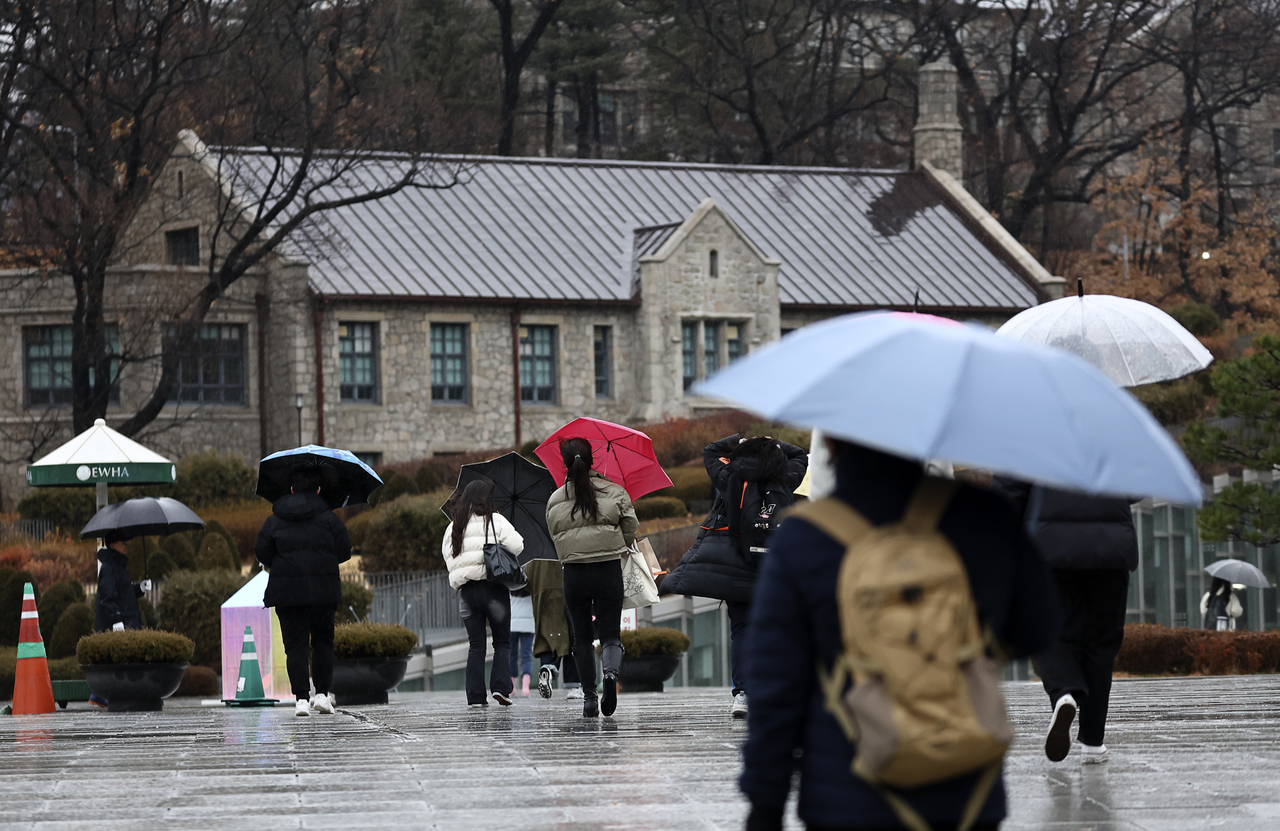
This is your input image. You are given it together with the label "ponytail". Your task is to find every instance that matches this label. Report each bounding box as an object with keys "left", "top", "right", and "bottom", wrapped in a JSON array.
[{"left": 560, "top": 437, "right": 601, "bottom": 521}]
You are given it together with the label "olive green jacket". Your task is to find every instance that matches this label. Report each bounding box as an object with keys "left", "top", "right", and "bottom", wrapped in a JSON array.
[
  {"left": 546, "top": 471, "right": 638, "bottom": 564},
  {"left": 525, "top": 559, "right": 571, "bottom": 658}
]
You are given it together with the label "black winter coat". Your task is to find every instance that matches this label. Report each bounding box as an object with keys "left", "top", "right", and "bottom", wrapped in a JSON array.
[
  {"left": 94, "top": 548, "right": 142, "bottom": 631},
  {"left": 660, "top": 434, "right": 807, "bottom": 604},
  {"left": 740, "top": 445, "right": 1060, "bottom": 830},
  {"left": 255, "top": 493, "right": 352, "bottom": 608},
  {"left": 995, "top": 479, "right": 1138, "bottom": 572}
]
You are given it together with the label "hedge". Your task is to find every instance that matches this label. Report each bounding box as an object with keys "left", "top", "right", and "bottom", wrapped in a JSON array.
[
  {"left": 37, "top": 580, "right": 85, "bottom": 642},
  {"left": 77, "top": 629, "right": 195, "bottom": 665},
  {"left": 333, "top": 622, "right": 419, "bottom": 659},
  {"left": 634, "top": 496, "right": 688, "bottom": 521},
  {"left": 1114, "top": 624, "right": 1280, "bottom": 676},
  {"left": 0, "top": 571, "right": 38, "bottom": 647},
  {"left": 156, "top": 570, "right": 246, "bottom": 668},
  {"left": 174, "top": 664, "right": 220, "bottom": 697},
  {"left": 49, "top": 602, "right": 95, "bottom": 659},
  {"left": 357, "top": 493, "right": 451, "bottom": 572},
  {"left": 619, "top": 627, "right": 691, "bottom": 657}
]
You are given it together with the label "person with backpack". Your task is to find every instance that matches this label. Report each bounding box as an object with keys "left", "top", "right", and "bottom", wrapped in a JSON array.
[
  {"left": 545, "top": 437, "right": 638, "bottom": 718},
  {"left": 740, "top": 438, "right": 1060, "bottom": 831},
  {"left": 994, "top": 479, "right": 1137, "bottom": 765},
  {"left": 443, "top": 479, "right": 524, "bottom": 708},
  {"left": 1201, "top": 577, "right": 1243, "bottom": 630},
  {"left": 660, "top": 434, "right": 807, "bottom": 719}
]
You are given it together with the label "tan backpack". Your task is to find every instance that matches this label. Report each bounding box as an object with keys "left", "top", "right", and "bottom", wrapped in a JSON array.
[{"left": 791, "top": 478, "right": 1012, "bottom": 831}]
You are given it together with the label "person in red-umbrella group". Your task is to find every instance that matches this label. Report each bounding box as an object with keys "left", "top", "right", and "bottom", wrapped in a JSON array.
[{"left": 545, "top": 437, "right": 638, "bottom": 719}]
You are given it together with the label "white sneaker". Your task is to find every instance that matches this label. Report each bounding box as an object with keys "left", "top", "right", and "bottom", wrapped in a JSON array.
[
  {"left": 1080, "top": 743, "right": 1109, "bottom": 764},
  {"left": 294, "top": 699, "right": 311, "bottom": 717},
  {"left": 731, "top": 692, "right": 748, "bottom": 719},
  {"left": 537, "top": 665, "right": 556, "bottom": 699},
  {"left": 1045, "top": 694, "right": 1077, "bottom": 762},
  {"left": 566, "top": 685, "right": 584, "bottom": 700},
  {"left": 311, "top": 693, "right": 335, "bottom": 715}
]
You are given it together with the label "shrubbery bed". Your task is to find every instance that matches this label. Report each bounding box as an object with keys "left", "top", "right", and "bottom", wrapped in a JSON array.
[
  {"left": 76, "top": 629, "right": 195, "bottom": 665},
  {"left": 1115, "top": 624, "right": 1280, "bottom": 676},
  {"left": 333, "top": 622, "right": 418, "bottom": 659}
]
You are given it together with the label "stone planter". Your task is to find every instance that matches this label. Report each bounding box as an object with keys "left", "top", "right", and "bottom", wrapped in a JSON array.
[
  {"left": 81, "top": 662, "right": 188, "bottom": 712},
  {"left": 618, "top": 654, "right": 683, "bottom": 693},
  {"left": 329, "top": 656, "right": 410, "bottom": 706}
]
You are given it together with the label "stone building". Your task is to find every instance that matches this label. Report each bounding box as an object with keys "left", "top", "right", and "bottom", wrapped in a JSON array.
[{"left": 0, "top": 67, "right": 1061, "bottom": 507}]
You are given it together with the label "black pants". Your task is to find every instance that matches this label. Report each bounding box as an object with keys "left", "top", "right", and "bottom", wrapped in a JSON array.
[
  {"left": 459, "top": 579, "right": 512, "bottom": 705},
  {"left": 727, "top": 601, "right": 750, "bottom": 696},
  {"left": 1037, "top": 568, "right": 1130, "bottom": 746},
  {"left": 563, "top": 560, "right": 624, "bottom": 700},
  {"left": 275, "top": 604, "right": 337, "bottom": 700}
]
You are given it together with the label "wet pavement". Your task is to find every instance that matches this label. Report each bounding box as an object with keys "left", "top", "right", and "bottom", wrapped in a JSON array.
[{"left": 2, "top": 676, "right": 1279, "bottom": 830}]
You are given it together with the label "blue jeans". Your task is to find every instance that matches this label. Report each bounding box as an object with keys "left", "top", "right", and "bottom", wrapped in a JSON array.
[
  {"left": 459, "top": 580, "right": 512, "bottom": 705},
  {"left": 509, "top": 632, "right": 534, "bottom": 677}
]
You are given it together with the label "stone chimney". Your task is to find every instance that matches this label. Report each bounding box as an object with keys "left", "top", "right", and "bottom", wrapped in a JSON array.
[{"left": 913, "top": 62, "right": 963, "bottom": 180}]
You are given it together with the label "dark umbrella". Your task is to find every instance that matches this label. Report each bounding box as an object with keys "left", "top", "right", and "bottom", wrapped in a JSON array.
[
  {"left": 80, "top": 496, "right": 206, "bottom": 581},
  {"left": 256, "top": 444, "right": 383, "bottom": 509},
  {"left": 443, "top": 452, "right": 557, "bottom": 564}
]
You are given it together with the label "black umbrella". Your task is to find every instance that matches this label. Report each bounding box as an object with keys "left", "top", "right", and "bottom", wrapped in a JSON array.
[
  {"left": 443, "top": 452, "right": 557, "bottom": 564},
  {"left": 256, "top": 444, "right": 383, "bottom": 509},
  {"left": 80, "top": 496, "right": 207, "bottom": 581}
]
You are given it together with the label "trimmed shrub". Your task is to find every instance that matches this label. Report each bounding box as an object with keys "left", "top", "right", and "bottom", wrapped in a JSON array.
[
  {"left": 358, "top": 494, "right": 451, "bottom": 572},
  {"left": 0, "top": 570, "right": 38, "bottom": 646},
  {"left": 369, "top": 469, "right": 420, "bottom": 506},
  {"left": 49, "top": 602, "right": 94, "bottom": 659},
  {"left": 170, "top": 450, "right": 256, "bottom": 508},
  {"left": 345, "top": 509, "right": 377, "bottom": 550},
  {"left": 147, "top": 550, "right": 177, "bottom": 582},
  {"left": 26, "top": 537, "right": 96, "bottom": 589},
  {"left": 199, "top": 503, "right": 272, "bottom": 565},
  {"left": 16, "top": 488, "right": 97, "bottom": 533},
  {"left": 634, "top": 496, "right": 688, "bottom": 521},
  {"left": 77, "top": 629, "right": 195, "bottom": 664},
  {"left": 174, "top": 664, "right": 220, "bottom": 697},
  {"left": 413, "top": 465, "right": 443, "bottom": 493},
  {"left": 139, "top": 595, "right": 159, "bottom": 629},
  {"left": 0, "top": 648, "right": 83, "bottom": 700},
  {"left": 338, "top": 580, "right": 374, "bottom": 624},
  {"left": 1114, "top": 624, "right": 1195, "bottom": 675},
  {"left": 0, "top": 549, "right": 28, "bottom": 570},
  {"left": 1113, "top": 625, "right": 1280, "bottom": 676},
  {"left": 619, "top": 626, "right": 690, "bottom": 657},
  {"left": 1168, "top": 301, "right": 1223, "bottom": 337},
  {"left": 195, "top": 531, "right": 238, "bottom": 573},
  {"left": 157, "top": 570, "right": 246, "bottom": 668},
  {"left": 1132, "top": 376, "right": 1208, "bottom": 426},
  {"left": 203, "top": 520, "right": 242, "bottom": 567},
  {"left": 37, "top": 580, "right": 85, "bottom": 642},
  {"left": 161, "top": 534, "right": 197, "bottom": 571},
  {"left": 333, "top": 622, "right": 418, "bottom": 659}
]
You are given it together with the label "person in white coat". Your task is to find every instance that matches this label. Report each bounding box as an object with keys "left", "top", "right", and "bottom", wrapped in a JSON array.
[
  {"left": 1201, "top": 577, "right": 1244, "bottom": 630},
  {"left": 443, "top": 479, "right": 524, "bottom": 707}
]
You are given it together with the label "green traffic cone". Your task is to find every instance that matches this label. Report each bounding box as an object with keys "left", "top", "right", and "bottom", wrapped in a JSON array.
[{"left": 223, "top": 625, "right": 278, "bottom": 706}]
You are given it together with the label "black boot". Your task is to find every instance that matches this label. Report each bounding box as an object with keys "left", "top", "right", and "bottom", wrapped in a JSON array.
[
  {"left": 601, "top": 672, "right": 618, "bottom": 717},
  {"left": 583, "top": 692, "right": 599, "bottom": 718}
]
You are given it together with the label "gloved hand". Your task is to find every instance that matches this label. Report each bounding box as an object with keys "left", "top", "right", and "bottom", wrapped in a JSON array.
[
  {"left": 112, "top": 621, "right": 125, "bottom": 632},
  {"left": 140, "top": 580, "right": 152, "bottom": 592}
]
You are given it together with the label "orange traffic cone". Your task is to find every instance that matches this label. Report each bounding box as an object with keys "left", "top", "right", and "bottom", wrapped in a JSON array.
[{"left": 13, "top": 582, "right": 56, "bottom": 715}]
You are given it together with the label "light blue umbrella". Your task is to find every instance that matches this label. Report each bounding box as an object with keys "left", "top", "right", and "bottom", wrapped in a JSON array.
[
  {"left": 256, "top": 444, "right": 383, "bottom": 508},
  {"left": 694, "top": 311, "right": 1202, "bottom": 505}
]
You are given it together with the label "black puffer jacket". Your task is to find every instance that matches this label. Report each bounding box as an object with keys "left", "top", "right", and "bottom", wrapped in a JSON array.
[
  {"left": 660, "top": 434, "right": 807, "bottom": 604},
  {"left": 255, "top": 493, "right": 352, "bottom": 607},
  {"left": 94, "top": 548, "right": 142, "bottom": 631},
  {"left": 996, "top": 480, "right": 1138, "bottom": 571}
]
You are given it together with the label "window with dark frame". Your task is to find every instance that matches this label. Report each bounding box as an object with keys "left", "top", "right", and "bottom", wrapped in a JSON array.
[
  {"left": 682, "top": 321, "right": 697, "bottom": 393},
  {"left": 24, "top": 325, "right": 120, "bottom": 408},
  {"left": 168, "top": 323, "right": 246, "bottom": 405},
  {"left": 165, "top": 227, "right": 200, "bottom": 266},
  {"left": 594, "top": 326, "right": 612, "bottom": 398},
  {"left": 431, "top": 322, "right": 468, "bottom": 403},
  {"left": 519, "top": 325, "right": 557, "bottom": 403},
  {"left": 355, "top": 451, "right": 382, "bottom": 469},
  {"left": 726, "top": 323, "right": 743, "bottom": 363},
  {"left": 709, "top": 249, "right": 719, "bottom": 278},
  {"left": 704, "top": 321, "right": 721, "bottom": 378},
  {"left": 339, "top": 322, "right": 379, "bottom": 403}
]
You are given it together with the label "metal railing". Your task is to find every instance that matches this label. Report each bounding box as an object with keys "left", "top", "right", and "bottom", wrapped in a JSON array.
[
  {"left": 0, "top": 519, "right": 55, "bottom": 546},
  {"left": 361, "top": 570, "right": 462, "bottom": 641}
]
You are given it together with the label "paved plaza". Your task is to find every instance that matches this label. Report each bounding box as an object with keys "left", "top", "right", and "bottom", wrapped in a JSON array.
[{"left": 2, "top": 676, "right": 1280, "bottom": 830}]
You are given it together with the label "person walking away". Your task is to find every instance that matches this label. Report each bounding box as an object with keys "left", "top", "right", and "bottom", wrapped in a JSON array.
[
  {"left": 443, "top": 479, "right": 523, "bottom": 707},
  {"left": 996, "top": 479, "right": 1136, "bottom": 765},
  {"left": 740, "top": 439, "right": 1060, "bottom": 831},
  {"left": 660, "top": 434, "right": 807, "bottom": 719},
  {"left": 545, "top": 437, "right": 638, "bottom": 718},
  {"left": 524, "top": 554, "right": 574, "bottom": 699},
  {"left": 509, "top": 586, "right": 536, "bottom": 696},
  {"left": 91, "top": 530, "right": 149, "bottom": 706},
  {"left": 255, "top": 465, "right": 352, "bottom": 717},
  {"left": 1201, "top": 577, "right": 1243, "bottom": 630}
]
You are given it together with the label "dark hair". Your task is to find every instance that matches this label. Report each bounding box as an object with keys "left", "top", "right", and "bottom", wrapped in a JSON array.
[
  {"left": 451, "top": 479, "right": 494, "bottom": 558},
  {"left": 290, "top": 464, "right": 324, "bottom": 494},
  {"left": 732, "top": 436, "right": 789, "bottom": 483},
  {"left": 104, "top": 530, "right": 127, "bottom": 547},
  {"left": 1210, "top": 577, "right": 1233, "bottom": 597},
  {"left": 560, "top": 437, "right": 601, "bottom": 522}
]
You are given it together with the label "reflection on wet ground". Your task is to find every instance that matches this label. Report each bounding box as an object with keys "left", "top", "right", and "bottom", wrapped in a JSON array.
[{"left": 3, "top": 678, "right": 1280, "bottom": 829}]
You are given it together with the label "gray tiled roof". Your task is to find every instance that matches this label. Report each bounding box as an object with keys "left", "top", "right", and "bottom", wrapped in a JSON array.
[{"left": 222, "top": 153, "right": 1044, "bottom": 310}]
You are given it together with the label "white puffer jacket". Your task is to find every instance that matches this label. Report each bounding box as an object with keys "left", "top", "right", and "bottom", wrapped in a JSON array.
[{"left": 442, "top": 512, "right": 524, "bottom": 590}]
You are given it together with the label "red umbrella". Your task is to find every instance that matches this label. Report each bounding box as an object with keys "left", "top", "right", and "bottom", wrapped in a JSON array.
[{"left": 534, "top": 417, "right": 673, "bottom": 501}]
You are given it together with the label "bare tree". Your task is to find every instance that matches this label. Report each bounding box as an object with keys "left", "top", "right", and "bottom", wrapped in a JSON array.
[{"left": 489, "top": 0, "right": 561, "bottom": 155}]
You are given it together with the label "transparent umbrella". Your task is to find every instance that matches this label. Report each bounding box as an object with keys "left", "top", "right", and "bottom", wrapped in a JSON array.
[{"left": 996, "top": 281, "right": 1213, "bottom": 387}]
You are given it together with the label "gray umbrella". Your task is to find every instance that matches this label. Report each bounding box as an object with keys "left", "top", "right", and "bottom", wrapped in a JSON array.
[
  {"left": 80, "top": 496, "right": 206, "bottom": 540},
  {"left": 1204, "top": 558, "right": 1272, "bottom": 589}
]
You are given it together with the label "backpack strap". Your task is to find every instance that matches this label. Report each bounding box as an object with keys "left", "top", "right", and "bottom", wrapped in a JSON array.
[
  {"left": 899, "top": 477, "right": 959, "bottom": 532},
  {"left": 788, "top": 497, "right": 872, "bottom": 548}
]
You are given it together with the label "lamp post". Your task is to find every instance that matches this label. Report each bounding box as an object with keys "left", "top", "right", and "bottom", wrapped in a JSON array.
[{"left": 295, "top": 394, "right": 304, "bottom": 447}]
